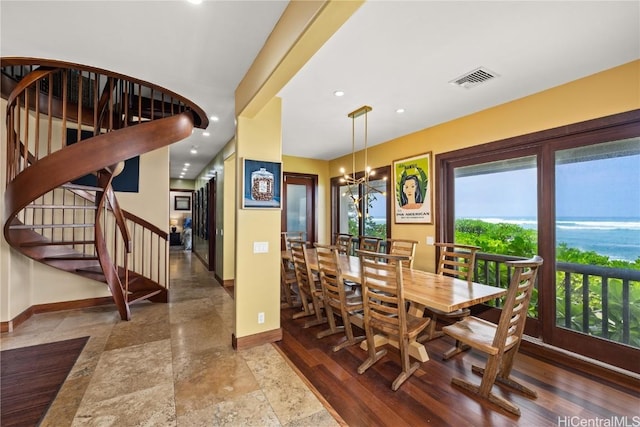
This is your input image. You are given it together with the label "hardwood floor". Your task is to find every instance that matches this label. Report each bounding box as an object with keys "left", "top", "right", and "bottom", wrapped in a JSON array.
[
  {"left": 276, "top": 305, "right": 640, "bottom": 427},
  {"left": 1, "top": 337, "right": 88, "bottom": 426}
]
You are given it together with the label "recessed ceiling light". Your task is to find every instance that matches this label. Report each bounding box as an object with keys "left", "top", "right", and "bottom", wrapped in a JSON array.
[
  {"left": 203, "top": 132, "right": 210, "bottom": 137},
  {"left": 334, "top": 90, "right": 345, "bottom": 97},
  {"left": 396, "top": 108, "right": 405, "bottom": 114},
  {"left": 190, "top": 148, "right": 197, "bottom": 154},
  {"left": 187, "top": 0, "right": 202, "bottom": 4},
  {"left": 210, "top": 115, "right": 219, "bottom": 122},
  {"left": 184, "top": 163, "right": 190, "bottom": 166}
]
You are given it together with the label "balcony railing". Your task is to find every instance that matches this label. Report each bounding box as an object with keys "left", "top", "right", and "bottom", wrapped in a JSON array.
[{"left": 474, "top": 252, "right": 640, "bottom": 348}]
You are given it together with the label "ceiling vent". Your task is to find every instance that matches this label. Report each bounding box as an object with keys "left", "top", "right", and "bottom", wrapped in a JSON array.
[{"left": 450, "top": 67, "right": 499, "bottom": 89}]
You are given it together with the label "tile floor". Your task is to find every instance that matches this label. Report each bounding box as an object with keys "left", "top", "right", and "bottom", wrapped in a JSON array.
[{"left": 0, "top": 249, "right": 341, "bottom": 426}]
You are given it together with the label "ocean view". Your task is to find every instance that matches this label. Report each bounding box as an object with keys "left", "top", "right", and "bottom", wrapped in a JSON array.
[{"left": 472, "top": 217, "right": 640, "bottom": 262}]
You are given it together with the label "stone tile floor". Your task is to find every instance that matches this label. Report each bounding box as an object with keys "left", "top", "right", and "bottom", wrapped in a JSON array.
[{"left": 0, "top": 250, "right": 340, "bottom": 426}]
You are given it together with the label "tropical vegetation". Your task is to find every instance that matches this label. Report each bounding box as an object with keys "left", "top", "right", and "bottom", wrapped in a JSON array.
[{"left": 455, "top": 219, "right": 640, "bottom": 348}]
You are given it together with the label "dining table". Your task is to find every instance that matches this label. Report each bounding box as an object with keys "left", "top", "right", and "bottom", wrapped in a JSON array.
[{"left": 282, "top": 248, "right": 507, "bottom": 362}]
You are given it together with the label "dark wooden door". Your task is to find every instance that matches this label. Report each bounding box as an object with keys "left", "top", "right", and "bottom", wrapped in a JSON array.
[{"left": 281, "top": 173, "right": 316, "bottom": 249}]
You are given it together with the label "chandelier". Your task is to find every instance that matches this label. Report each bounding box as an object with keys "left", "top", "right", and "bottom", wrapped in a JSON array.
[{"left": 339, "top": 105, "right": 386, "bottom": 218}]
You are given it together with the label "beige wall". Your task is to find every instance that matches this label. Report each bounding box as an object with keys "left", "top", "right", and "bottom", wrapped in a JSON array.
[
  {"left": 223, "top": 153, "right": 236, "bottom": 281},
  {"left": 328, "top": 60, "right": 640, "bottom": 273}
]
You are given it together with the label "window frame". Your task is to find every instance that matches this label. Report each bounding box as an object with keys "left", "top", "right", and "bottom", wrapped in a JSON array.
[
  {"left": 331, "top": 165, "right": 391, "bottom": 240},
  {"left": 435, "top": 109, "right": 640, "bottom": 372}
]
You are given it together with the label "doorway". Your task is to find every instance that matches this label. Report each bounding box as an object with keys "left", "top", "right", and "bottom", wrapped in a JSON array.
[{"left": 281, "top": 172, "right": 317, "bottom": 249}]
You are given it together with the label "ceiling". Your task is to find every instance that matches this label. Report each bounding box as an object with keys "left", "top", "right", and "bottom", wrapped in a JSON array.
[{"left": 2, "top": 1, "right": 638, "bottom": 180}]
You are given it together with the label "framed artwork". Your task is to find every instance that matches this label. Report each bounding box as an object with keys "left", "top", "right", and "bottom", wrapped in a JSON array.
[
  {"left": 242, "top": 159, "right": 282, "bottom": 209},
  {"left": 174, "top": 195, "right": 191, "bottom": 211},
  {"left": 393, "top": 152, "right": 432, "bottom": 224}
]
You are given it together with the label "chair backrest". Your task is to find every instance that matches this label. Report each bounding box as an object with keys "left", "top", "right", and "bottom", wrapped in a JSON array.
[
  {"left": 493, "top": 256, "right": 543, "bottom": 352},
  {"left": 333, "top": 233, "right": 353, "bottom": 256},
  {"left": 357, "top": 250, "right": 411, "bottom": 336},
  {"left": 359, "top": 235, "right": 383, "bottom": 253},
  {"left": 434, "top": 242, "right": 481, "bottom": 284},
  {"left": 387, "top": 238, "right": 418, "bottom": 269},
  {"left": 282, "top": 231, "right": 305, "bottom": 251},
  {"left": 315, "top": 243, "right": 347, "bottom": 312},
  {"left": 290, "top": 239, "right": 314, "bottom": 295}
]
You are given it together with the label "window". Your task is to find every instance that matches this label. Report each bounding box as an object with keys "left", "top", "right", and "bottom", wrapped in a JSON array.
[
  {"left": 454, "top": 156, "right": 539, "bottom": 317},
  {"left": 332, "top": 166, "right": 390, "bottom": 241},
  {"left": 437, "top": 111, "right": 640, "bottom": 373},
  {"left": 554, "top": 138, "right": 640, "bottom": 347}
]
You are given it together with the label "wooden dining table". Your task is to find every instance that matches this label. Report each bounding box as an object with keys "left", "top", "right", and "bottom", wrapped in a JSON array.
[{"left": 282, "top": 248, "right": 507, "bottom": 362}]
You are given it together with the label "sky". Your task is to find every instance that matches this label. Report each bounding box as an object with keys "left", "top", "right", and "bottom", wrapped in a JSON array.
[{"left": 455, "top": 154, "right": 640, "bottom": 219}]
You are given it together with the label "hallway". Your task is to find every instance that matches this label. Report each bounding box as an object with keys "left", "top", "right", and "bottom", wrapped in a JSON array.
[{"left": 0, "top": 250, "right": 339, "bottom": 426}]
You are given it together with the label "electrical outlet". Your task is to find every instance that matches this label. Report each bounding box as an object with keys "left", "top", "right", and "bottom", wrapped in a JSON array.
[
  {"left": 258, "top": 312, "right": 265, "bottom": 324},
  {"left": 426, "top": 236, "right": 434, "bottom": 245}
]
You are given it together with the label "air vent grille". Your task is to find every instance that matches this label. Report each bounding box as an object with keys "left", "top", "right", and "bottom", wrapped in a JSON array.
[{"left": 450, "top": 67, "right": 498, "bottom": 89}]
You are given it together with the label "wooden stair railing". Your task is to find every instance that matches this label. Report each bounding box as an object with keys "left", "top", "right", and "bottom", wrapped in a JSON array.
[{"left": 2, "top": 58, "right": 207, "bottom": 320}]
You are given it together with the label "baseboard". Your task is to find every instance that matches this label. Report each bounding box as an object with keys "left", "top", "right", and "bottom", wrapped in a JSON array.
[
  {"left": 222, "top": 278, "right": 234, "bottom": 288},
  {"left": 520, "top": 336, "right": 640, "bottom": 391},
  {"left": 232, "top": 328, "right": 283, "bottom": 351},
  {"left": 0, "top": 306, "right": 34, "bottom": 333},
  {"left": 1, "top": 297, "right": 114, "bottom": 333}
]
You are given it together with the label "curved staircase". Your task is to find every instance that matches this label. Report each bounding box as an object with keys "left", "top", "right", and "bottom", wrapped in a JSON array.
[{"left": 1, "top": 58, "right": 207, "bottom": 320}]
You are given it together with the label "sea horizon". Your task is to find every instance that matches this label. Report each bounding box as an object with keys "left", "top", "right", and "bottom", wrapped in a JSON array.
[{"left": 459, "top": 216, "right": 640, "bottom": 262}]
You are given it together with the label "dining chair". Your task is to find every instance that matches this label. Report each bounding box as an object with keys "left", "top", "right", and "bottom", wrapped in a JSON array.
[
  {"left": 289, "top": 239, "right": 326, "bottom": 327},
  {"left": 359, "top": 235, "right": 383, "bottom": 253},
  {"left": 356, "top": 250, "right": 431, "bottom": 391},
  {"left": 420, "top": 242, "right": 481, "bottom": 360},
  {"left": 280, "top": 252, "right": 299, "bottom": 308},
  {"left": 281, "top": 231, "right": 304, "bottom": 251},
  {"left": 387, "top": 238, "right": 419, "bottom": 269},
  {"left": 333, "top": 233, "right": 353, "bottom": 256},
  {"left": 314, "top": 243, "right": 366, "bottom": 351},
  {"left": 442, "top": 256, "right": 543, "bottom": 416}
]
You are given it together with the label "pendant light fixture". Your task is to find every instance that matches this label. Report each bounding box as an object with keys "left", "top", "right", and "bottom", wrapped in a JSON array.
[{"left": 339, "top": 105, "right": 386, "bottom": 218}]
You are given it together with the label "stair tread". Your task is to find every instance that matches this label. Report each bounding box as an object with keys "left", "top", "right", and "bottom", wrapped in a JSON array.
[
  {"left": 62, "top": 183, "right": 103, "bottom": 192},
  {"left": 25, "top": 204, "right": 97, "bottom": 210},
  {"left": 21, "top": 240, "right": 95, "bottom": 247},
  {"left": 44, "top": 254, "right": 99, "bottom": 260},
  {"left": 10, "top": 223, "right": 94, "bottom": 229}
]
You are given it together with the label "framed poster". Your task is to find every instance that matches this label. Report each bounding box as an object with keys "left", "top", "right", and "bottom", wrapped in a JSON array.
[
  {"left": 393, "top": 152, "right": 432, "bottom": 224},
  {"left": 174, "top": 195, "right": 191, "bottom": 211},
  {"left": 242, "top": 159, "right": 282, "bottom": 209}
]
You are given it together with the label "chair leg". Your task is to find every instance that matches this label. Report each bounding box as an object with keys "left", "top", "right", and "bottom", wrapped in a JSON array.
[
  {"left": 292, "top": 290, "right": 314, "bottom": 319},
  {"left": 317, "top": 306, "right": 344, "bottom": 338},
  {"left": 304, "top": 292, "right": 326, "bottom": 328},
  {"left": 417, "top": 315, "right": 444, "bottom": 343},
  {"left": 392, "top": 336, "right": 420, "bottom": 391},
  {"left": 332, "top": 312, "right": 365, "bottom": 352},
  {"left": 442, "top": 340, "right": 471, "bottom": 360},
  {"left": 471, "top": 349, "right": 537, "bottom": 398},
  {"left": 358, "top": 325, "right": 387, "bottom": 374},
  {"left": 451, "top": 354, "right": 523, "bottom": 416}
]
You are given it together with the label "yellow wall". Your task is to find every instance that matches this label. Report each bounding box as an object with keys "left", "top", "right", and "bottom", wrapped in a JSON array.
[
  {"left": 235, "top": 97, "right": 283, "bottom": 337},
  {"left": 170, "top": 179, "right": 195, "bottom": 191},
  {"left": 282, "top": 155, "right": 331, "bottom": 244},
  {"left": 328, "top": 60, "right": 640, "bottom": 273}
]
